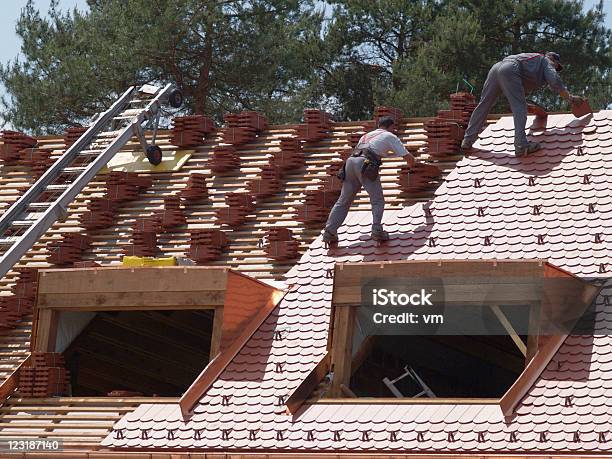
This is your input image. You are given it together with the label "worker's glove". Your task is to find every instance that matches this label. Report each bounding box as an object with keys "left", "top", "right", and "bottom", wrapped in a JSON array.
[{"left": 569, "top": 95, "right": 584, "bottom": 105}]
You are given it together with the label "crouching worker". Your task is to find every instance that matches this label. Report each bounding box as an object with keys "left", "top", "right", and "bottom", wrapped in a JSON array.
[{"left": 323, "top": 116, "right": 416, "bottom": 244}]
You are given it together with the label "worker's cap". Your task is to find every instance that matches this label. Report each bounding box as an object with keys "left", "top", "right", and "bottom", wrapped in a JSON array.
[{"left": 546, "top": 52, "right": 563, "bottom": 71}]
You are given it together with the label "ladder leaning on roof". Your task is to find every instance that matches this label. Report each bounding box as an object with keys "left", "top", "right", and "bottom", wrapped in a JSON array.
[{"left": 0, "top": 83, "right": 183, "bottom": 280}]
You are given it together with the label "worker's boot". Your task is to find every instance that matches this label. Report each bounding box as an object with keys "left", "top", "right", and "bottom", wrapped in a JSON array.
[
  {"left": 460, "top": 139, "right": 473, "bottom": 155},
  {"left": 515, "top": 142, "right": 542, "bottom": 157},
  {"left": 322, "top": 230, "right": 339, "bottom": 244},
  {"left": 371, "top": 229, "right": 390, "bottom": 242}
]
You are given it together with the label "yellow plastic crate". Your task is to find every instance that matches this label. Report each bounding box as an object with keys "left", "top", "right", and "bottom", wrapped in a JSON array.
[{"left": 122, "top": 256, "right": 177, "bottom": 267}]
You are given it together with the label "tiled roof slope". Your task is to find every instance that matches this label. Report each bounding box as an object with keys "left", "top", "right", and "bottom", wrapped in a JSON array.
[
  {"left": 0, "top": 114, "right": 500, "bottom": 388},
  {"left": 104, "top": 111, "right": 612, "bottom": 453},
  {"left": 0, "top": 118, "right": 435, "bottom": 384}
]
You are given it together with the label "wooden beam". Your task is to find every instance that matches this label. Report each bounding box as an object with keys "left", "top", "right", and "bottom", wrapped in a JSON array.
[
  {"left": 328, "top": 305, "right": 355, "bottom": 398},
  {"left": 38, "top": 266, "right": 229, "bottom": 294},
  {"left": 351, "top": 335, "right": 376, "bottom": 375},
  {"left": 34, "top": 309, "right": 58, "bottom": 352},
  {"left": 525, "top": 302, "right": 540, "bottom": 364},
  {"left": 491, "top": 305, "right": 527, "bottom": 356},
  {"left": 37, "top": 291, "right": 224, "bottom": 310}
]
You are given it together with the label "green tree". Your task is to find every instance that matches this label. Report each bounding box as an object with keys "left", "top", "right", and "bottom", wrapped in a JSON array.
[
  {"left": 323, "top": 0, "right": 612, "bottom": 117},
  {"left": 0, "top": 0, "right": 326, "bottom": 134}
]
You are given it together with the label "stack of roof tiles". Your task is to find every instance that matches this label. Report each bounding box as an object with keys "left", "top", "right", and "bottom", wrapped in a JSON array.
[
  {"left": 80, "top": 173, "right": 153, "bottom": 254},
  {"left": 0, "top": 268, "right": 37, "bottom": 329},
  {"left": 216, "top": 192, "right": 255, "bottom": 228},
  {"left": 17, "top": 147, "right": 55, "bottom": 179},
  {"left": 105, "top": 171, "right": 152, "bottom": 203},
  {"left": 270, "top": 136, "right": 305, "bottom": 171},
  {"left": 152, "top": 196, "right": 186, "bottom": 230},
  {"left": 187, "top": 228, "right": 229, "bottom": 263},
  {"left": 425, "top": 92, "right": 476, "bottom": 157},
  {"left": 222, "top": 111, "right": 268, "bottom": 146},
  {"left": 264, "top": 227, "right": 299, "bottom": 261},
  {"left": 296, "top": 109, "right": 333, "bottom": 142},
  {"left": 0, "top": 131, "right": 37, "bottom": 164},
  {"left": 125, "top": 217, "right": 160, "bottom": 257},
  {"left": 248, "top": 163, "right": 283, "bottom": 199},
  {"left": 209, "top": 146, "right": 241, "bottom": 173},
  {"left": 79, "top": 197, "right": 118, "bottom": 230},
  {"left": 296, "top": 187, "right": 340, "bottom": 226},
  {"left": 372, "top": 106, "right": 403, "bottom": 131},
  {"left": 18, "top": 353, "right": 69, "bottom": 397},
  {"left": 398, "top": 161, "right": 442, "bottom": 193},
  {"left": 46, "top": 233, "right": 92, "bottom": 266},
  {"left": 171, "top": 115, "right": 216, "bottom": 148},
  {"left": 179, "top": 173, "right": 208, "bottom": 203},
  {"left": 63, "top": 126, "right": 88, "bottom": 148},
  {"left": 347, "top": 130, "right": 366, "bottom": 149}
]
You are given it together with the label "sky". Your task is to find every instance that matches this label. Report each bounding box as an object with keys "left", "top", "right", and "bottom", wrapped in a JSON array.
[{"left": 0, "top": 0, "right": 610, "bottom": 127}]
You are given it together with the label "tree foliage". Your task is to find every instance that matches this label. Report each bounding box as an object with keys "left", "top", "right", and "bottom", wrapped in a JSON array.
[{"left": 1, "top": 0, "right": 611, "bottom": 133}]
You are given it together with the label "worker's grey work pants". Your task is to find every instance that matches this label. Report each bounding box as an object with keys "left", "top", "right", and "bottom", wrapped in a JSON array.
[
  {"left": 463, "top": 59, "right": 528, "bottom": 148},
  {"left": 324, "top": 156, "right": 385, "bottom": 236}
]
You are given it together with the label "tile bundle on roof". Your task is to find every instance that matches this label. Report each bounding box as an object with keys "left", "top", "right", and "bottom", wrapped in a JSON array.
[
  {"left": 79, "top": 197, "right": 118, "bottom": 230},
  {"left": 187, "top": 228, "right": 229, "bottom": 263},
  {"left": 105, "top": 171, "right": 152, "bottom": 203},
  {"left": 209, "top": 146, "right": 240, "bottom": 173},
  {"left": 125, "top": 217, "right": 160, "bottom": 257},
  {"left": 63, "top": 126, "right": 88, "bottom": 148},
  {"left": 222, "top": 111, "right": 268, "bottom": 146},
  {"left": 296, "top": 109, "right": 333, "bottom": 142},
  {"left": 372, "top": 106, "right": 403, "bottom": 132},
  {"left": 264, "top": 227, "right": 299, "bottom": 261},
  {"left": 46, "top": 233, "right": 92, "bottom": 265},
  {"left": 171, "top": 115, "right": 216, "bottom": 148},
  {"left": 271, "top": 136, "right": 305, "bottom": 171},
  {"left": 17, "top": 147, "right": 55, "bottom": 179},
  {"left": 17, "top": 352, "right": 69, "bottom": 397},
  {"left": 0, "top": 131, "right": 37, "bottom": 164},
  {"left": 179, "top": 173, "right": 208, "bottom": 203},
  {"left": 103, "top": 110, "right": 612, "bottom": 454},
  {"left": 425, "top": 92, "right": 476, "bottom": 157},
  {"left": 0, "top": 268, "right": 37, "bottom": 329},
  {"left": 153, "top": 195, "right": 186, "bottom": 230}
]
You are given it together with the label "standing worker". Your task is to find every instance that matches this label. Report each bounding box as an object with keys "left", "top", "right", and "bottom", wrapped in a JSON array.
[
  {"left": 323, "top": 116, "right": 416, "bottom": 244},
  {"left": 461, "top": 52, "right": 583, "bottom": 156}
]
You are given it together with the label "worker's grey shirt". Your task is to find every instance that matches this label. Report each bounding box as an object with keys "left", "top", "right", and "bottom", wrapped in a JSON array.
[
  {"left": 503, "top": 53, "right": 567, "bottom": 94},
  {"left": 356, "top": 129, "right": 414, "bottom": 160}
]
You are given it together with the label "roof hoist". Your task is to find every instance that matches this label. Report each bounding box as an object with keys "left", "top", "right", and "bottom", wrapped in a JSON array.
[{"left": 0, "top": 83, "right": 182, "bottom": 280}]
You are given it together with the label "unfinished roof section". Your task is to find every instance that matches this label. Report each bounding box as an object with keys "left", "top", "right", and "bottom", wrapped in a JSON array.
[{"left": 104, "top": 111, "right": 611, "bottom": 453}]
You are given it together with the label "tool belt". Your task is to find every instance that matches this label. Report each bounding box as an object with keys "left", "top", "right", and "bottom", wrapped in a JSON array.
[{"left": 336, "top": 148, "right": 382, "bottom": 182}]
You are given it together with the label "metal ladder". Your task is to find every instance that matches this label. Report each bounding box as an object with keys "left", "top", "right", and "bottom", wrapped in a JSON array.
[{"left": 0, "top": 83, "right": 182, "bottom": 280}]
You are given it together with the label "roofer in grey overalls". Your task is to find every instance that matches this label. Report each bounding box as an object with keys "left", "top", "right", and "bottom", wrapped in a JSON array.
[
  {"left": 461, "top": 52, "right": 583, "bottom": 156},
  {"left": 323, "top": 117, "right": 416, "bottom": 244}
]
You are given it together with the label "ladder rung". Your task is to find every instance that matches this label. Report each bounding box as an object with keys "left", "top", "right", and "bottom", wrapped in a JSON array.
[
  {"left": 46, "top": 184, "right": 71, "bottom": 192},
  {"left": 78, "top": 150, "right": 103, "bottom": 157},
  {"left": 28, "top": 202, "right": 51, "bottom": 211},
  {"left": 11, "top": 220, "right": 36, "bottom": 228},
  {"left": 119, "top": 108, "right": 143, "bottom": 116},
  {"left": 61, "top": 166, "right": 88, "bottom": 174},
  {"left": 0, "top": 237, "right": 18, "bottom": 247}
]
